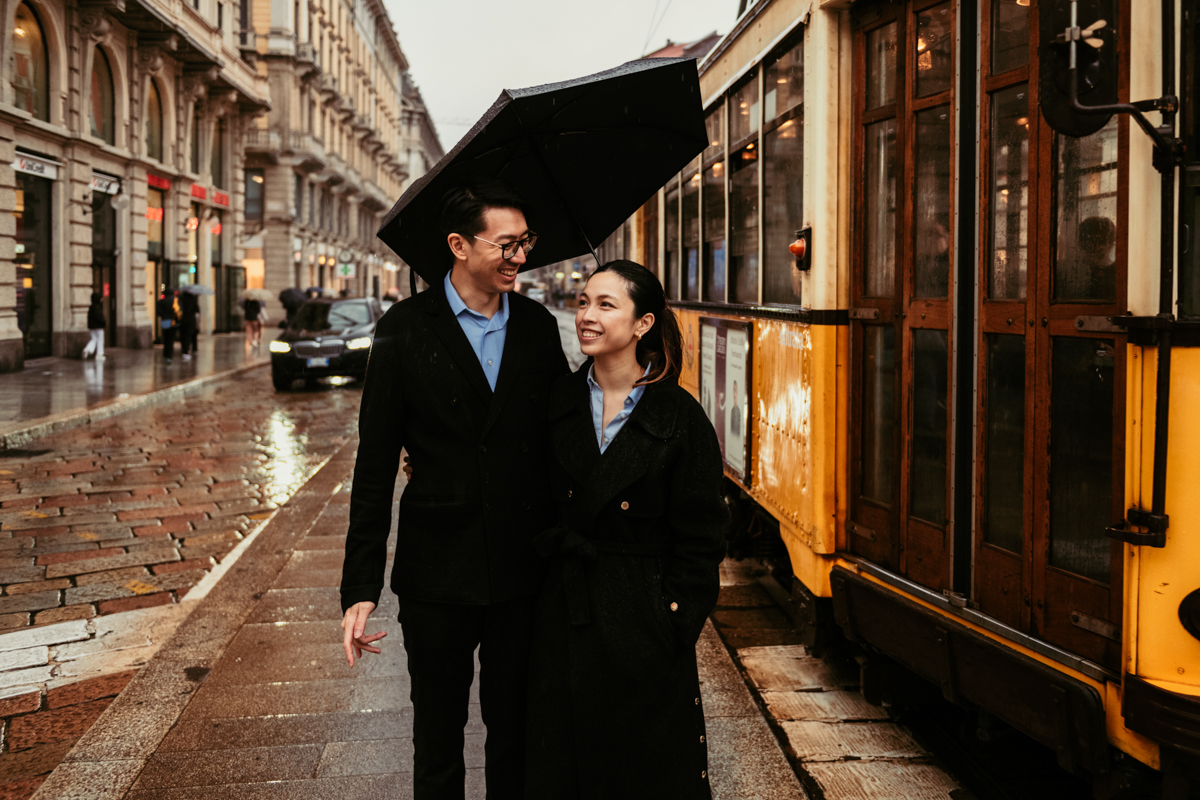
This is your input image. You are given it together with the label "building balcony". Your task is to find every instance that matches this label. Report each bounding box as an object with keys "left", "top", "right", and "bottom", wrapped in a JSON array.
[
  {"left": 245, "top": 128, "right": 282, "bottom": 162},
  {"left": 362, "top": 179, "right": 390, "bottom": 212},
  {"left": 290, "top": 131, "right": 326, "bottom": 173},
  {"left": 295, "top": 42, "right": 320, "bottom": 78},
  {"left": 324, "top": 151, "right": 347, "bottom": 186},
  {"left": 352, "top": 113, "right": 373, "bottom": 133},
  {"left": 319, "top": 74, "right": 339, "bottom": 102}
]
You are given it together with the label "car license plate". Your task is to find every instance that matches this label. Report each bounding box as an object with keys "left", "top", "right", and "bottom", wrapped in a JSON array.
[{"left": 307, "top": 357, "right": 329, "bottom": 368}]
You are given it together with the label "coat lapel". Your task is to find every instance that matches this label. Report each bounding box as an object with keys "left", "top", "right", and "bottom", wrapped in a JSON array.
[
  {"left": 424, "top": 283, "right": 493, "bottom": 404},
  {"left": 550, "top": 368, "right": 600, "bottom": 488},
  {"left": 481, "top": 295, "right": 528, "bottom": 437}
]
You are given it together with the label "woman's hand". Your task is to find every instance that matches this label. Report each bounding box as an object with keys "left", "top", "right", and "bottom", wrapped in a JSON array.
[{"left": 341, "top": 601, "right": 385, "bottom": 666}]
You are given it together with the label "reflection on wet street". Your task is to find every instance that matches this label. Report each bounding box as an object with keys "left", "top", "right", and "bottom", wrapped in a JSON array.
[{"left": 0, "top": 371, "right": 360, "bottom": 630}]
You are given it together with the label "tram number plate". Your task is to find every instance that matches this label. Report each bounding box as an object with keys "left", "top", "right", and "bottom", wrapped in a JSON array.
[{"left": 307, "top": 357, "right": 329, "bottom": 367}]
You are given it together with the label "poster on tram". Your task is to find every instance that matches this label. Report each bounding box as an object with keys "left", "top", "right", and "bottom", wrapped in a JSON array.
[{"left": 699, "top": 317, "right": 751, "bottom": 481}]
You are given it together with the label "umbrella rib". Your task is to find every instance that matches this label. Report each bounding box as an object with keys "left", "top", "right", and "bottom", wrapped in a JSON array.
[{"left": 511, "top": 104, "right": 601, "bottom": 267}]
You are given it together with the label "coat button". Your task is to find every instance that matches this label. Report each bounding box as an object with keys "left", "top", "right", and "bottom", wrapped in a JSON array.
[
  {"left": 700, "top": 735, "right": 705, "bottom": 743},
  {"left": 450, "top": 397, "right": 458, "bottom": 406},
  {"left": 694, "top": 697, "right": 700, "bottom": 705},
  {"left": 670, "top": 602, "right": 678, "bottom": 612},
  {"left": 521, "top": 443, "right": 528, "bottom": 453},
  {"left": 620, "top": 501, "right": 629, "bottom": 510},
  {"left": 701, "top": 771, "right": 707, "bottom": 779}
]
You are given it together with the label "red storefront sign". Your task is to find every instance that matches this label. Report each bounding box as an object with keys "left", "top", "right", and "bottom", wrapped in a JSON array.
[
  {"left": 148, "top": 174, "right": 171, "bottom": 191},
  {"left": 213, "top": 192, "right": 230, "bottom": 207},
  {"left": 190, "top": 184, "right": 207, "bottom": 200}
]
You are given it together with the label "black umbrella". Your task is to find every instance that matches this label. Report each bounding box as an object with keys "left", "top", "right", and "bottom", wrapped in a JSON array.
[
  {"left": 279, "top": 287, "right": 306, "bottom": 310},
  {"left": 378, "top": 57, "right": 707, "bottom": 285}
]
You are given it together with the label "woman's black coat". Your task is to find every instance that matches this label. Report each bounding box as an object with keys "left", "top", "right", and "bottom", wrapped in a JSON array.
[{"left": 526, "top": 367, "right": 729, "bottom": 800}]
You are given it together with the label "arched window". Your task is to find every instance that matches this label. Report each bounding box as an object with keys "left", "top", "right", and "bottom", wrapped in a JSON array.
[
  {"left": 11, "top": 3, "right": 49, "bottom": 121},
  {"left": 146, "top": 80, "right": 163, "bottom": 161},
  {"left": 89, "top": 46, "right": 114, "bottom": 144}
]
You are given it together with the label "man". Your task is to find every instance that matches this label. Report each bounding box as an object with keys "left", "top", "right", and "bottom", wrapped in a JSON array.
[{"left": 340, "top": 178, "right": 569, "bottom": 799}]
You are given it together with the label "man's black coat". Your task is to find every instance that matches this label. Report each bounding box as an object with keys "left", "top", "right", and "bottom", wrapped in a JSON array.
[{"left": 340, "top": 282, "right": 569, "bottom": 611}]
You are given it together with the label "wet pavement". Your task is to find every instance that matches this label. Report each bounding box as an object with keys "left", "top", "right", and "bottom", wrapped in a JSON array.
[
  {"left": 0, "top": 369, "right": 359, "bottom": 632},
  {"left": 33, "top": 463, "right": 807, "bottom": 800},
  {"left": 0, "top": 334, "right": 269, "bottom": 433}
]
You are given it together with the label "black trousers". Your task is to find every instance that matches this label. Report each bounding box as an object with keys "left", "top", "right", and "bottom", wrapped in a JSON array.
[
  {"left": 179, "top": 325, "right": 197, "bottom": 355},
  {"left": 161, "top": 326, "right": 176, "bottom": 360},
  {"left": 398, "top": 594, "right": 536, "bottom": 800}
]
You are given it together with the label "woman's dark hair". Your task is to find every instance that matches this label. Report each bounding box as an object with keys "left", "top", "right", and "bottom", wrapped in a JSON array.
[
  {"left": 437, "top": 178, "right": 532, "bottom": 267},
  {"left": 90, "top": 291, "right": 102, "bottom": 303},
  {"left": 590, "top": 259, "right": 682, "bottom": 387}
]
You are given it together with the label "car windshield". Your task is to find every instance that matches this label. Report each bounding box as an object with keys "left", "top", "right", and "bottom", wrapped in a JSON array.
[{"left": 290, "top": 301, "right": 371, "bottom": 331}]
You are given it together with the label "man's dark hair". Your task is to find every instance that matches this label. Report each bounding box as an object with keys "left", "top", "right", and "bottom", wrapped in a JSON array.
[{"left": 437, "top": 178, "right": 532, "bottom": 264}]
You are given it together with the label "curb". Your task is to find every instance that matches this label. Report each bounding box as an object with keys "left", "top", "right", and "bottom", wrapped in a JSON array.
[
  {"left": 0, "top": 360, "right": 270, "bottom": 452},
  {"left": 29, "top": 437, "right": 358, "bottom": 800}
]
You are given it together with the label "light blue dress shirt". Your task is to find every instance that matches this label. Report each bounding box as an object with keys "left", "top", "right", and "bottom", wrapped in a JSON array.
[
  {"left": 588, "top": 364, "right": 649, "bottom": 453},
  {"left": 444, "top": 271, "right": 509, "bottom": 391}
]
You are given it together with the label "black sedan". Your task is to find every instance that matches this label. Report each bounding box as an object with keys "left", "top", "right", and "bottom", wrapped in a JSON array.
[{"left": 269, "top": 298, "right": 383, "bottom": 390}]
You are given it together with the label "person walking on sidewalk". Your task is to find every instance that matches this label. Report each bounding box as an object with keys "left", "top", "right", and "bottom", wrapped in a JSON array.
[
  {"left": 525, "top": 261, "right": 728, "bottom": 800},
  {"left": 179, "top": 292, "right": 200, "bottom": 361},
  {"left": 242, "top": 297, "right": 263, "bottom": 348},
  {"left": 340, "top": 178, "right": 568, "bottom": 800},
  {"left": 82, "top": 291, "right": 106, "bottom": 360},
  {"left": 156, "top": 290, "right": 179, "bottom": 364}
]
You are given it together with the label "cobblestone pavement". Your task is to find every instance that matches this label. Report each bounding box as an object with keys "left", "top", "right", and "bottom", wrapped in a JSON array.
[{"left": 0, "top": 371, "right": 361, "bottom": 797}]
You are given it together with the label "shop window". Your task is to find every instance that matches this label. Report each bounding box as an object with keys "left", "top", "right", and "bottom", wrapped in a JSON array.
[
  {"left": 11, "top": 3, "right": 49, "bottom": 121},
  {"left": 90, "top": 46, "right": 115, "bottom": 144},
  {"left": 146, "top": 80, "right": 164, "bottom": 162},
  {"left": 245, "top": 169, "right": 264, "bottom": 222}
]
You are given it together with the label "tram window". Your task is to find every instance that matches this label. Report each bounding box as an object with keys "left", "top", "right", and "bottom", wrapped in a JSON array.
[
  {"left": 864, "top": 119, "right": 897, "bottom": 297},
  {"left": 682, "top": 168, "right": 700, "bottom": 301},
  {"left": 984, "top": 334, "right": 1025, "bottom": 554},
  {"left": 702, "top": 162, "right": 726, "bottom": 301},
  {"left": 730, "top": 72, "right": 759, "bottom": 145},
  {"left": 866, "top": 23, "right": 898, "bottom": 110},
  {"left": 913, "top": 106, "right": 952, "bottom": 298},
  {"left": 765, "top": 39, "right": 803, "bottom": 119},
  {"left": 910, "top": 329, "right": 948, "bottom": 523},
  {"left": 861, "top": 325, "right": 896, "bottom": 505},
  {"left": 641, "top": 195, "right": 659, "bottom": 280},
  {"left": 729, "top": 145, "right": 759, "bottom": 304},
  {"left": 991, "top": 0, "right": 1030, "bottom": 75},
  {"left": 665, "top": 183, "right": 680, "bottom": 300},
  {"left": 704, "top": 104, "right": 724, "bottom": 160},
  {"left": 915, "top": 3, "right": 953, "bottom": 98},
  {"left": 1053, "top": 118, "right": 1118, "bottom": 302},
  {"left": 1049, "top": 337, "right": 1115, "bottom": 584},
  {"left": 988, "top": 85, "right": 1030, "bottom": 300},
  {"left": 763, "top": 118, "right": 803, "bottom": 305}
]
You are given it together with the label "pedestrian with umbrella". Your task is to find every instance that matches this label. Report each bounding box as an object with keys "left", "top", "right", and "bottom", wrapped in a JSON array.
[
  {"left": 279, "top": 287, "right": 306, "bottom": 326},
  {"left": 156, "top": 290, "right": 179, "bottom": 364},
  {"left": 340, "top": 56, "right": 711, "bottom": 799},
  {"left": 240, "top": 288, "right": 272, "bottom": 348},
  {"left": 177, "top": 285, "right": 210, "bottom": 361}
]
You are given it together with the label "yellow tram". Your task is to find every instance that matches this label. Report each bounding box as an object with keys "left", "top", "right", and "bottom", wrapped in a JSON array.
[{"left": 611, "top": 0, "right": 1200, "bottom": 794}]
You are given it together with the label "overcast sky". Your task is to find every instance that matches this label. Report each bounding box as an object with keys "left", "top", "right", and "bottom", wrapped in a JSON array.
[{"left": 383, "top": 0, "right": 738, "bottom": 150}]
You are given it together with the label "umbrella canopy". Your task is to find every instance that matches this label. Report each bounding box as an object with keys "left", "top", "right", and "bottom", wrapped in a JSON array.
[
  {"left": 240, "top": 288, "right": 274, "bottom": 302},
  {"left": 378, "top": 57, "right": 707, "bottom": 284},
  {"left": 179, "top": 284, "right": 215, "bottom": 296},
  {"left": 279, "top": 287, "right": 306, "bottom": 310}
]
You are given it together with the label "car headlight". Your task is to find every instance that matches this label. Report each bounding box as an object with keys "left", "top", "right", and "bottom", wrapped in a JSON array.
[
  {"left": 346, "top": 336, "right": 373, "bottom": 350},
  {"left": 269, "top": 341, "right": 292, "bottom": 353}
]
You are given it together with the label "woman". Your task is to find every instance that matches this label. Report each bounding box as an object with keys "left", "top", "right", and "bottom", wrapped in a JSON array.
[{"left": 526, "top": 260, "right": 729, "bottom": 799}]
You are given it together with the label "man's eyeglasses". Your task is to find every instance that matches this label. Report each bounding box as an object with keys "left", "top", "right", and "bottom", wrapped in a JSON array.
[{"left": 473, "top": 232, "right": 538, "bottom": 261}]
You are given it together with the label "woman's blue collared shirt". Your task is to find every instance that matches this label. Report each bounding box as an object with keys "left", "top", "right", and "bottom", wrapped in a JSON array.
[{"left": 588, "top": 364, "right": 648, "bottom": 453}]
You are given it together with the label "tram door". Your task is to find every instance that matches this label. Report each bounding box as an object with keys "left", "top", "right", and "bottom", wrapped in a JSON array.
[
  {"left": 973, "top": 0, "right": 1123, "bottom": 671},
  {"left": 849, "top": 0, "right": 1125, "bottom": 671},
  {"left": 849, "top": 0, "right": 956, "bottom": 593}
]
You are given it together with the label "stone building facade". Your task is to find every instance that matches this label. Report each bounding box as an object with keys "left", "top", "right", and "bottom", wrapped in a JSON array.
[
  {"left": 246, "top": 0, "right": 441, "bottom": 307},
  {"left": 0, "top": 0, "right": 273, "bottom": 371}
]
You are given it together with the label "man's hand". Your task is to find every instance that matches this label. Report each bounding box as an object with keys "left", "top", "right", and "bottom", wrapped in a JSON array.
[{"left": 341, "top": 601, "right": 385, "bottom": 666}]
